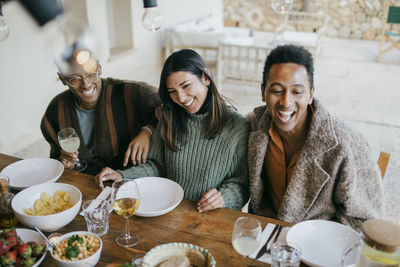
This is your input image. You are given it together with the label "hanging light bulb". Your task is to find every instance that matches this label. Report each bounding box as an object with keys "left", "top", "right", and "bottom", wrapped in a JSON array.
[
  {"left": 52, "top": 14, "right": 99, "bottom": 75},
  {"left": 0, "top": 2, "right": 9, "bottom": 41},
  {"left": 271, "top": 0, "right": 293, "bottom": 15},
  {"left": 142, "top": 0, "right": 163, "bottom": 32}
]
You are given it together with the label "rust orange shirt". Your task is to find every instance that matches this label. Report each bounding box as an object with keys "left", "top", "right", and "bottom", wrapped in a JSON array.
[{"left": 264, "top": 122, "right": 300, "bottom": 212}]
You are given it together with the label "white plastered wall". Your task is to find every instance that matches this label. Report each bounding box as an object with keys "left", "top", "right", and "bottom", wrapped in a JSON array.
[{"left": 0, "top": 0, "right": 222, "bottom": 157}]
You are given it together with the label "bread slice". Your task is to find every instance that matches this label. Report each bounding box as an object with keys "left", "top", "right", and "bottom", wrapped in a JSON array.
[
  {"left": 158, "top": 255, "right": 191, "bottom": 267},
  {"left": 186, "top": 250, "right": 206, "bottom": 267}
]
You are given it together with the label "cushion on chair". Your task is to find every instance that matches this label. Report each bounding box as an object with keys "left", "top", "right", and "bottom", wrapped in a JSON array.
[
  {"left": 385, "top": 32, "right": 400, "bottom": 36},
  {"left": 276, "top": 31, "right": 318, "bottom": 47}
]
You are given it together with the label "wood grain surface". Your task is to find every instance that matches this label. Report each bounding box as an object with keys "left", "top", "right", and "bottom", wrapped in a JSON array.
[{"left": 0, "top": 153, "right": 293, "bottom": 267}]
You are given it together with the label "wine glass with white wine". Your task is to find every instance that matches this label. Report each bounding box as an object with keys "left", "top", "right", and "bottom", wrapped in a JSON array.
[
  {"left": 232, "top": 216, "right": 262, "bottom": 267},
  {"left": 111, "top": 179, "right": 140, "bottom": 247},
  {"left": 57, "top": 127, "right": 87, "bottom": 172}
]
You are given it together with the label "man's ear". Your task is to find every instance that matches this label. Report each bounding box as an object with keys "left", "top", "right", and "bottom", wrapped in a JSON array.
[
  {"left": 57, "top": 72, "right": 67, "bottom": 85},
  {"left": 261, "top": 84, "right": 266, "bottom": 103},
  {"left": 98, "top": 64, "right": 102, "bottom": 76},
  {"left": 308, "top": 87, "right": 315, "bottom": 104}
]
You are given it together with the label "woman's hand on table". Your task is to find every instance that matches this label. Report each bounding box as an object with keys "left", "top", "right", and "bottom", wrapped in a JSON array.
[
  {"left": 59, "top": 149, "right": 79, "bottom": 169},
  {"left": 95, "top": 167, "right": 122, "bottom": 189},
  {"left": 197, "top": 188, "right": 224, "bottom": 212},
  {"left": 123, "top": 128, "right": 152, "bottom": 167}
]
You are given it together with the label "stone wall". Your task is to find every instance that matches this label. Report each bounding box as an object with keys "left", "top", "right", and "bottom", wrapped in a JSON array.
[{"left": 224, "top": 0, "right": 400, "bottom": 40}]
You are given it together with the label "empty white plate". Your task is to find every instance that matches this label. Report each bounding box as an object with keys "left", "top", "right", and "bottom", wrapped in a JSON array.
[
  {"left": 135, "top": 177, "right": 184, "bottom": 217},
  {"left": 0, "top": 158, "right": 64, "bottom": 190},
  {"left": 286, "top": 220, "right": 360, "bottom": 267}
]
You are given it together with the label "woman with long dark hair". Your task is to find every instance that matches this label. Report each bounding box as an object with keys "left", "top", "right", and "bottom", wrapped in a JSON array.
[{"left": 95, "top": 49, "right": 249, "bottom": 212}]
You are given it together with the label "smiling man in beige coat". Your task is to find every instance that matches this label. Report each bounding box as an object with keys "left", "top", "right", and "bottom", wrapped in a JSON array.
[{"left": 247, "top": 45, "right": 384, "bottom": 230}]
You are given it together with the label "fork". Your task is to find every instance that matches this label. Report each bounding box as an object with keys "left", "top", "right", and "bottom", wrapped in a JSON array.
[
  {"left": 100, "top": 191, "right": 113, "bottom": 212},
  {"left": 80, "top": 186, "right": 112, "bottom": 216}
]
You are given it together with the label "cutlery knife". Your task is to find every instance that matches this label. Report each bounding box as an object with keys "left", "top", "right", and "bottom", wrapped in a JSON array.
[
  {"left": 255, "top": 224, "right": 280, "bottom": 259},
  {"left": 266, "top": 225, "right": 283, "bottom": 253}
]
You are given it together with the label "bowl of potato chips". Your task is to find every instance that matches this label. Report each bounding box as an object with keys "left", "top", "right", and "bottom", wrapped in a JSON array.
[
  {"left": 11, "top": 183, "right": 82, "bottom": 232},
  {"left": 50, "top": 231, "right": 102, "bottom": 267}
]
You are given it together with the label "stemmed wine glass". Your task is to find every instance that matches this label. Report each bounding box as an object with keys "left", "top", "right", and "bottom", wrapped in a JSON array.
[
  {"left": 271, "top": 0, "right": 293, "bottom": 14},
  {"left": 58, "top": 127, "right": 87, "bottom": 172},
  {"left": 111, "top": 179, "right": 140, "bottom": 247},
  {"left": 232, "top": 216, "right": 262, "bottom": 267}
]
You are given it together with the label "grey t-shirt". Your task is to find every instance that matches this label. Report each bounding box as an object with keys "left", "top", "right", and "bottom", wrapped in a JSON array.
[{"left": 74, "top": 101, "right": 95, "bottom": 156}]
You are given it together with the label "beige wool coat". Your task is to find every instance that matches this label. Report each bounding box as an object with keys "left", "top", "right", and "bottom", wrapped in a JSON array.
[{"left": 247, "top": 98, "right": 384, "bottom": 230}]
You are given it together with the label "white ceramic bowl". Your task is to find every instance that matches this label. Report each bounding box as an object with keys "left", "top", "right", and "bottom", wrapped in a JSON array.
[
  {"left": 0, "top": 228, "right": 47, "bottom": 267},
  {"left": 135, "top": 177, "right": 184, "bottom": 217},
  {"left": 286, "top": 220, "right": 360, "bottom": 267},
  {"left": 50, "top": 231, "right": 102, "bottom": 267},
  {"left": 11, "top": 183, "right": 82, "bottom": 232},
  {"left": 142, "top": 242, "right": 216, "bottom": 267},
  {"left": 0, "top": 158, "right": 64, "bottom": 190}
]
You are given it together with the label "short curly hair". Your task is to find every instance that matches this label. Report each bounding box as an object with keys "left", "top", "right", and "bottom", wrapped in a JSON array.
[{"left": 262, "top": 45, "right": 314, "bottom": 90}]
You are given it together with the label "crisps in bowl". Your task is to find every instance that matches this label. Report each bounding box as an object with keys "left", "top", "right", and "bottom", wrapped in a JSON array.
[
  {"left": 12, "top": 183, "right": 82, "bottom": 232},
  {"left": 24, "top": 190, "right": 73, "bottom": 216}
]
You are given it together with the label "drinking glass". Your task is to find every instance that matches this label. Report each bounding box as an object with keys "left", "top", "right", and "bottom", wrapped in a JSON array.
[
  {"left": 111, "top": 179, "right": 140, "bottom": 247},
  {"left": 82, "top": 199, "right": 111, "bottom": 236},
  {"left": 232, "top": 216, "right": 262, "bottom": 267},
  {"left": 58, "top": 127, "right": 87, "bottom": 172},
  {"left": 271, "top": 0, "right": 293, "bottom": 14},
  {"left": 271, "top": 241, "right": 301, "bottom": 267}
]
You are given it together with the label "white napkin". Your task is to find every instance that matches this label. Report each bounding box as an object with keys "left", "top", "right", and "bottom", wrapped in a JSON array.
[
  {"left": 79, "top": 186, "right": 112, "bottom": 216},
  {"left": 249, "top": 224, "right": 291, "bottom": 263}
]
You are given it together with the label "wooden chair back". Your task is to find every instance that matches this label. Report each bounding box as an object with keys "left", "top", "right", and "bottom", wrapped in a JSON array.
[
  {"left": 216, "top": 42, "right": 272, "bottom": 91},
  {"left": 377, "top": 151, "right": 391, "bottom": 179},
  {"left": 377, "top": 5, "right": 400, "bottom": 62},
  {"left": 165, "top": 28, "right": 219, "bottom": 70},
  {"left": 273, "top": 11, "right": 328, "bottom": 56},
  {"left": 281, "top": 11, "right": 326, "bottom": 32}
]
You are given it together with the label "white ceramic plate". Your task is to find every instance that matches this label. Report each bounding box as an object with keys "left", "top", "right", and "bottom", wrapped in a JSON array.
[
  {"left": 0, "top": 158, "right": 64, "bottom": 190},
  {"left": 0, "top": 228, "right": 47, "bottom": 267},
  {"left": 135, "top": 177, "right": 184, "bottom": 217},
  {"left": 286, "top": 220, "right": 360, "bottom": 267},
  {"left": 142, "top": 242, "right": 216, "bottom": 267}
]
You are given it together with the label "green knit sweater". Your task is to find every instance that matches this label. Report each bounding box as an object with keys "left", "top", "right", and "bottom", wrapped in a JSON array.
[{"left": 118, "top": 108, "right": 250, "bottom": 210}]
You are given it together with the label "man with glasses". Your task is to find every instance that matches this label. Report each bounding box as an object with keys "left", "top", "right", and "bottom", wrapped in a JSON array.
[{"left": 41, "top": 62, "right": 161, "bottom": 175}]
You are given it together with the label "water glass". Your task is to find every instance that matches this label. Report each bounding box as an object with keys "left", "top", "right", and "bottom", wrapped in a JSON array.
[
  {"left": 271, "top": 241, "right": 301, "bottom": 267},
  {"left": 82, "top": 199, "right": 111, "bottom": 236}
]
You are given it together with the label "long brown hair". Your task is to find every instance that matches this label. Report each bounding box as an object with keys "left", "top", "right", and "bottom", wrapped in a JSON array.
[{"left": 158, "top": 49, "right": 228, "bottom": 151}]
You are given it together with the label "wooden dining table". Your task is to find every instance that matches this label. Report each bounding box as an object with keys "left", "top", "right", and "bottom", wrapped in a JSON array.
[{"left": 0, "top": 153, "right": 294, "bottom": 267}]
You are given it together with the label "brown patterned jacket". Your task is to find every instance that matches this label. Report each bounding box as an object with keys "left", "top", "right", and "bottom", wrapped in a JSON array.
[
  {"left": 41, "top": 78, "right": 160, "bottom": 175},
  {"left": 247, "top": 98, "right": 384, "bottom": 230}
]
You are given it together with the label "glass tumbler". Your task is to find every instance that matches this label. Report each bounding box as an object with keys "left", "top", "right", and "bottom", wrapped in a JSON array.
[
  {"left": 82, "top": 199, "right": 111, "bottom": 236},
  {"left": 271, "top": 241, "right": 302, "bottom": 267}
]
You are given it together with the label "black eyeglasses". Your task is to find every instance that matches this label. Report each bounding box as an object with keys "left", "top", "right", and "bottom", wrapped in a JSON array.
[{"left": 66, "top": 69, "right": 101, "bottom": 88}]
